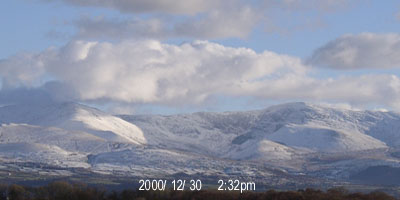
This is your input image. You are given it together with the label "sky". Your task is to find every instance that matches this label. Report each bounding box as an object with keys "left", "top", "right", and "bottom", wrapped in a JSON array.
[{"left": 1, "top": 0, "right": 400, "bottom": 114}]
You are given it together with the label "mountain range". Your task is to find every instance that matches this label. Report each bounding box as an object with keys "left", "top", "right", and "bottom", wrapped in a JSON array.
[{"left": 1, "top": 102, "right": 400, "bottom": 188}]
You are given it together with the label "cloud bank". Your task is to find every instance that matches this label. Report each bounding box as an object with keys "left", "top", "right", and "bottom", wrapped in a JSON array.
[
  {"left": 308, "top": 33, "right": 400, "bottom": 69},
  {"left": 1, "top": 39, "right": 400, "bottom": 110},
  {"left": 0, "top": 40, "right": 306, "bottom": 104}
]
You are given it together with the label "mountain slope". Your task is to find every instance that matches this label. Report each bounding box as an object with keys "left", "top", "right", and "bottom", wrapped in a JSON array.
[
  {"left": 1, "top": 102, "right": 400, "bottom": 184},
  {"left": 120, "top": 102, "right": 397, "bottom": 161},
  {"left": 0, "top": 102, "right": 146, "bottom": 144}
]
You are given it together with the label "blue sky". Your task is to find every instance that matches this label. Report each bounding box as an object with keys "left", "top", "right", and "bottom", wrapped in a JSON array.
[
  {"left": 2, "top": 0, "right": 400, "bottom": 58},
  {"left": 1, "top": 0, "right": 400, "bottom": 114}
]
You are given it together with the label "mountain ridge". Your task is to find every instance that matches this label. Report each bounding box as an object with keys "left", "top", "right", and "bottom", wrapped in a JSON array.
[{"left": 1, "top": 101, "right": 400, "bottom": 186}]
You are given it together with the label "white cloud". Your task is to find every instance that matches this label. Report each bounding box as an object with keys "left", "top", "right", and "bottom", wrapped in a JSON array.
[
  {"left": 1, "top": 40, "right": 400, "bottom": 110},
  {"left": 0, "top": 40, "right": 306, "bottom": 105},
  {"left": 44, "top": 40, "right": 308, "bottom": 104},
  {"left": 308, "top": 33, "right": 400, "bottom": 69},
  {"left": 308, "top": 75, "right": 400, "bottom": 109},
  {"left": 0, "top": 53, "right": 48, "bottom": 88}
]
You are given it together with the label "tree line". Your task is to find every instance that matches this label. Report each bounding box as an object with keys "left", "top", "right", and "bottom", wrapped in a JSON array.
[{"left": 0, "top": 181, "right": 396, "bottom": 200}]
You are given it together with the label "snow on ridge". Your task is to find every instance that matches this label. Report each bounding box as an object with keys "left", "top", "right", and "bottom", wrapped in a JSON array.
[
  {"left": 1, "top": 101, "right": 400, "bottom": 175},
  {"left": 267, "top": 124, "right": 388, "bottom": 153},
  {"left": 72, "top": 107, "right": 146, "bottom": 145},
  {"left": 0, "top": 102, "right": 147, "bottom": 145},
  {"left": 121, "top": 102, "right": 400, "bottom": 160}
]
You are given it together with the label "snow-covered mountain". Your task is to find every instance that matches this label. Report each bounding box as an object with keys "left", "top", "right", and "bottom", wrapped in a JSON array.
[
  {"left": 0, "top": 102, "right": 146, "bottom": 144},
  {"left": 120, "top": 102, "right": 397, "bottom": 159},
  {"left": 1, "top": 102, "right": 400, "bottom": 185}
]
